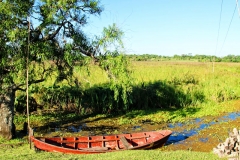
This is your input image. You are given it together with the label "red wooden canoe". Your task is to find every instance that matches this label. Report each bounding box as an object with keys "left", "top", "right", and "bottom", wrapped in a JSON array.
[{"left": 30, "top": 130, "right": 172, "bottom": 154}]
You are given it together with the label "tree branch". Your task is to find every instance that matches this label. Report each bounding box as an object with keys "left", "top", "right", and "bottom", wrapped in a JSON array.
[
  {"left": 43, "top": 24, "right": 63, "bottom": 41},
  {"left": 73, "top": 45, "right": 99, "bottom": 62}
]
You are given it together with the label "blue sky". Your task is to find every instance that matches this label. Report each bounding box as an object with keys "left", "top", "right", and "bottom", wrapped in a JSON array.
[{"left": 83, "top": 0, "right": 240, "bottom": 57}]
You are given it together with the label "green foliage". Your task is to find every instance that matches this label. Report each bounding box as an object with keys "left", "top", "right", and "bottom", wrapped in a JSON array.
[
  {"left": 37, "top": 83, "right": 127, "bottom": 115},
  {"left": 15, "top": 61, "right": 239, "bottom": 117},
  {"left": 99, "top": 54, "right": 133, "bottom": 110},
  {"left": 130, "top": 81, "right": 192, "bottom": 109},
  {"left": 33, "top": 76, "right": 193, "bottom": 114},
  {"left": 0, "top": 144, "right": 221, "bottom": 160},
  {"left": 0, "top": 0, "right": 105, "bottom": 93},
  {"left": 96, "top": 23, "right": 124, "bottom": 53},
  {"left": 1, "top": 0, "right": 132, "bottom": 115},
  {"left": 128, "top": 54, "right": 240, "bottom": 62},
  {"left": 168, "top": 73, "right": 199, "bottom": 85}
]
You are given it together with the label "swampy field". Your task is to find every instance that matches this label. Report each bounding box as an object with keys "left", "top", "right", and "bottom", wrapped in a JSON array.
[{"left": 3, "top": 61, "right": 240, "bottom": 159}]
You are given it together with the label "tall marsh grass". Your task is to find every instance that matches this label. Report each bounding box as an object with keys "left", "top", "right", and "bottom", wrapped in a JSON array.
[
  {"left": 16, "top": 61, "right": 240, "bottom": 121},
  {"left": 132, "top": 61, "right": 240, "bottom": 105}
]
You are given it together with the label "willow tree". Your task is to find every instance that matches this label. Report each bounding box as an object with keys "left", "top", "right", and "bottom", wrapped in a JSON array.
[{"left": 0, "top": 0, "right": 131, "bottom": 139}]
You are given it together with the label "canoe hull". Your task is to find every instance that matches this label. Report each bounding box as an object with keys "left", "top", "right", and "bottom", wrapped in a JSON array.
[{"left": 31, "top": 130, "right": 172, "bottom": 154}]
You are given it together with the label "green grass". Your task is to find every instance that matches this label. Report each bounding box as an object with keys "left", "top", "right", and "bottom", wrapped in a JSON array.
[{"left": 0, "top": 142, "right": 222, "bottom": 160}]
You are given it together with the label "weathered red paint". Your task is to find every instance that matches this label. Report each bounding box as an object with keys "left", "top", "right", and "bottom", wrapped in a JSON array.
[{"left": 31, "top": 130, "right": 172, "bottom": 154}]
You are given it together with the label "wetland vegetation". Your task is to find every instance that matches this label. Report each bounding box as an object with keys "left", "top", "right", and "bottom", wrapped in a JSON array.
[{"left": 4, "top": 60, "right": 239, "bottom": 159}]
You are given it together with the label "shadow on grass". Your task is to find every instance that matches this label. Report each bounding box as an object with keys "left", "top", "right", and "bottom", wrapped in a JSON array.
[{"left": 121, "top": 107, "right": 201, "bottom": 123}]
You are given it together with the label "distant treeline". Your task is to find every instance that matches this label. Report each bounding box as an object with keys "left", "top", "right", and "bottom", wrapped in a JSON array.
[{"left": 127, "top": 54, "right": 240, "bottom": 62}]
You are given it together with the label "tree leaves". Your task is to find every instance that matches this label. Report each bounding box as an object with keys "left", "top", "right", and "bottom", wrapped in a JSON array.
[
  {"left": 0, "top": 0, "right": 133, "bottom": 112},
  {"left": 99, "top": 54, "right": 133, "bottom": 109},
  {"left": 96, "top": 23, "right": 124, "bottom": 54}
]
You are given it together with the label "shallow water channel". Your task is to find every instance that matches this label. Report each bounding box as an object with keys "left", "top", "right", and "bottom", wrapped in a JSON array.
[
  {"left": 162, "top": 112, "right": 240, "bottom": 152},
  {"left": 34, "top": 111, "right": 240, "bottom": 152}
]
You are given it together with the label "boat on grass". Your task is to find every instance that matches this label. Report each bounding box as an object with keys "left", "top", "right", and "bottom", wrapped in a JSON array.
[{"left": 30, "top": 130, "right": 172, "bottom": 154}]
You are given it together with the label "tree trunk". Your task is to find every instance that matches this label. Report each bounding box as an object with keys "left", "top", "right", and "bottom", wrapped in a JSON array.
[{"left": 0, "top": 89, "right": 15, "bottom": 139}]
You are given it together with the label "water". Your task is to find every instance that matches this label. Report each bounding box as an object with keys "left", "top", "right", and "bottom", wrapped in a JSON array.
[
  {"left": 34, "top": 111, "right": 240, "bottom": 148},
  {"left": 165, "top": 111, "right": 240, "bottom": 145}
]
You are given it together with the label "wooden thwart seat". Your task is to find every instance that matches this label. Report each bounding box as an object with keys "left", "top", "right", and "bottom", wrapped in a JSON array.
[
  {"left": 78, "top": 147, "right": 109, "bottom": 151},
  {"left": 57, "top": 135, "right": 150, "bottom": 143},
  {"left": 120, "top": 136, "right": 133, "bottom": 149}
]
